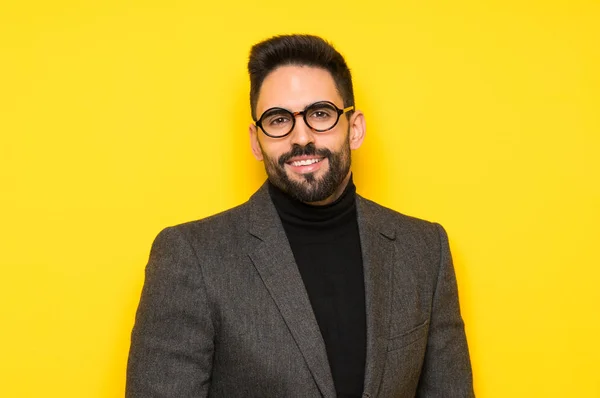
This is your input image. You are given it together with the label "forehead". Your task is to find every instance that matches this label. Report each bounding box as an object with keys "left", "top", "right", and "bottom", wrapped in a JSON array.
[{"left": 256, "top": 65, "right": 342, "bottom": 115}]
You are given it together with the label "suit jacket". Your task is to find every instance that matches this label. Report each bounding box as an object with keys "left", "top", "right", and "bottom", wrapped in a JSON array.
[{"left": 126, "top": 183, "right": 474, "bottom": 397}]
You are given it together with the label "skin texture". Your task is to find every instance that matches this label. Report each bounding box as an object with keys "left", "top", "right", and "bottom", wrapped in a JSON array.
[{"left": 249, "top": 65, "right": 366, "bottom": 205}]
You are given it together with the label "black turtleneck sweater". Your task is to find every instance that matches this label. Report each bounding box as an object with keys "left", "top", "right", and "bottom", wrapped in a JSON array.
[{"left": 268, "top": 177, "right": 366, "bottom": 398}]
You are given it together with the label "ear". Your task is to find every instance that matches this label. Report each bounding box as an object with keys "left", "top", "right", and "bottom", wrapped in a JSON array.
[
  {"left": 348, "top": 110, "right": 366, "bottom": 150},
  {"left": 249, "top": 123, "right": 264, "bottom": 161}
]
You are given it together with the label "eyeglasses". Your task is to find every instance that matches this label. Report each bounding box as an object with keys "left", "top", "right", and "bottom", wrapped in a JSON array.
[{"left": 254, "top": 101, "right": 354, "bottom": 138}]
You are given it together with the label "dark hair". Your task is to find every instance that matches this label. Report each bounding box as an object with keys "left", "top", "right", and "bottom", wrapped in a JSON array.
[{"left": 248, "top": 34, "right": 355, "bottom": 121}]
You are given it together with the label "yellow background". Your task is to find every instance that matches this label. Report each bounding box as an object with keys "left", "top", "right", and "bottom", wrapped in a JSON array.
[{"left": 1, "top": 0, "right": 599, "bottom": 396}]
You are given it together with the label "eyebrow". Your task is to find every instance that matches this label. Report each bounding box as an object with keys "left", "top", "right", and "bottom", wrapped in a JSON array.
[
  {"left": 263, "top": 107, "right": 291, "bottom": 114},
  {"left": 260, "top": 100, "right": 334, "bottom": 114}
]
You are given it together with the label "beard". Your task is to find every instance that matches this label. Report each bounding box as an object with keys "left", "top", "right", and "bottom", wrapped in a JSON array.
[{"left": 259, "top": 134, "right": 352, "bottom": 203}]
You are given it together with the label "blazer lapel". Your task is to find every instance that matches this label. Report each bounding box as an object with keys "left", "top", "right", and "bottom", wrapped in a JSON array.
[
  {"left": 246, "top": 184, "right": 336, "bottom": 398},
  {"left": 357, "top": 196, "right": 396, "bottom": 398}
]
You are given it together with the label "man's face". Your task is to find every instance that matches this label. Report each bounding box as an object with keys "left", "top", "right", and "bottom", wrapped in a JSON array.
[{"left": 249, "top": 66, "right": 364, "bottom": 205}]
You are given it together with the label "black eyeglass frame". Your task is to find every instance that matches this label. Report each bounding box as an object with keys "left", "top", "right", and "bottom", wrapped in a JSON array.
[{"left": 254, "top": 101, "right": 355, "bottom": 138}]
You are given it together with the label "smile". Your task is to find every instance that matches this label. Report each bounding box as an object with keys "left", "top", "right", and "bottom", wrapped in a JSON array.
[{"left": 289, "top": 158, "right": 323, "bottom": 167}]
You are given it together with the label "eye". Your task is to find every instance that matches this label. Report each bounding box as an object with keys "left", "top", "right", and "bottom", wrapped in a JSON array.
[
  {"left": 311, "top": 110, "right": 332, "bottom": 119},
  {"left": 261, "top": 109, "right": 292, "bottom": 128},
  {"left": 307, "top": 103, "right": 337, "bottom": 121},
  {"left": 267, "top": 115, "right": 291, "bottom": 126}
]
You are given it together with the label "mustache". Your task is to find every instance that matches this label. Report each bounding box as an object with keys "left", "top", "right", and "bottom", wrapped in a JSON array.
[{"left": 278, "top": 143, "right": 332, "bottom": 167}]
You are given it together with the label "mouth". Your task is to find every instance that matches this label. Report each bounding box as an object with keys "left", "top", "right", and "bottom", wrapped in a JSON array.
[
  {"left": 289, "top": 158, "right": 322, "bottom": 166},
  {"left": 285, "top": 156, "right": 326, "bottom": 174}
]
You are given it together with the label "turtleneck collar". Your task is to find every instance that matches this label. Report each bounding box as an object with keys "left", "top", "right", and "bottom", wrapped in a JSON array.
[{"left": 268, "top": 175, "right": 357, "bottom": 231}]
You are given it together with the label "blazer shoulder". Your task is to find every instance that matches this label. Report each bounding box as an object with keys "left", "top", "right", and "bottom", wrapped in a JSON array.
[
  {"left": 154, "top": 199, "right": 253, "bottom": 255},
  {"left": 176, "top": 200, "right": 250, "bottom": 231},
  {"left": 356, "top": 195, "right": 451, "bottom": 267},
  {"left": 357, "top": 195, "right": 443, "bottom": 237}
]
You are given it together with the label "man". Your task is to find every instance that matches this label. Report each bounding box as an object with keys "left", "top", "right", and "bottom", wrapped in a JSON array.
[{"left": 127, "top": 34, "right": 473, "bottom": 397}]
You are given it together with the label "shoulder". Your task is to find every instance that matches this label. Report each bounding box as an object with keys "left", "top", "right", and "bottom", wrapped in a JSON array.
[
  {"left": 356, "top": 195, "right": 449, "bottom": 263},
  {"left": 357, "top": 195, "right": 444, "bottom": 235},
  {"left": 176, "top": 201, "right": 250, "bottom": 234},
  {"left": 150, "top": 183, "right": 273, "bottom": 258},
  {"left": 151, "top": 199, "right": 254, "bottom": 257}
]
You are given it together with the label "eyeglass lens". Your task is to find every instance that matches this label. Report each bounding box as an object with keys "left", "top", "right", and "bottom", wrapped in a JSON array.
[{"left": 261, "top": 102, "right": 340, "bottom": 137}]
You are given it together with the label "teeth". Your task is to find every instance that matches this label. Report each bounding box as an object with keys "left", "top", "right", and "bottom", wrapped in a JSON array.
[{"left": 291, "top": 158, "right": 321, "bottom": 166}]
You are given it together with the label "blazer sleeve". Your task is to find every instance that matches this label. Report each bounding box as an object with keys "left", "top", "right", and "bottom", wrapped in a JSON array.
[
  {"left": 126, "top": 227, "right": 214, "bottom": 397},
  {"left": 416, "top": 224, "right": 474, "bottom": 397}
]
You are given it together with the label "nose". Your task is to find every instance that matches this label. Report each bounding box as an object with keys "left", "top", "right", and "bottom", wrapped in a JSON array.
[{"left": 289, "top": 112, "right": 315, "bottom": 146}]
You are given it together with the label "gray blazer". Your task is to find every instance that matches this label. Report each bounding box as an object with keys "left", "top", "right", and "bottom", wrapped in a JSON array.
[{"left": 126, "top": 183, "right": 473, "bottom": 397}]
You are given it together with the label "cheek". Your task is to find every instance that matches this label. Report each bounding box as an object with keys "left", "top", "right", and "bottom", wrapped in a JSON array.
[
  {"left": 259, "top": 141, "right": 287, "bottom": 161},
  {"left": 316, "top": 135, "right": 347, "bottom": 152}
]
